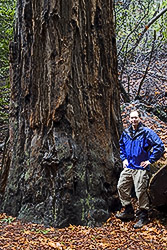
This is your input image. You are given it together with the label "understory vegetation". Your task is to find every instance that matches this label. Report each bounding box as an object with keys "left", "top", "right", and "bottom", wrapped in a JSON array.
[
  {"left": 0, "top": 0, "right": 15, "bottom": 127},
  {"left": 115, "top": 0, "right": 167, "bottom": 106}
]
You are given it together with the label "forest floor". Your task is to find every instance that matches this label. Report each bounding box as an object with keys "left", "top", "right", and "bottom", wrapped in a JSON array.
[{"left": 0, "top": 202, "right": 166, "bottom": 250}]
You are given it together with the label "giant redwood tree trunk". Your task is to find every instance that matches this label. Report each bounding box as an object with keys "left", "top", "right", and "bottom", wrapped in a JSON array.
[{"left": 0, "top": 0, "right": 121, "bottom": 227}]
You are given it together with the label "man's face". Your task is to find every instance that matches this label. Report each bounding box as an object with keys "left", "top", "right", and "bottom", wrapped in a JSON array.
[{"left": 130, "top": 111, "right": 140, "bottom": 128}]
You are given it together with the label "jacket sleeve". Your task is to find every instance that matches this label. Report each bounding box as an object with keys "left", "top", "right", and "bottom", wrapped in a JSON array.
[
  {"left": 119, "top": 132, "right": 127, "bottom": 161},
  {"left": 146, "top": 129, "right": 165, "bottom": 164}
]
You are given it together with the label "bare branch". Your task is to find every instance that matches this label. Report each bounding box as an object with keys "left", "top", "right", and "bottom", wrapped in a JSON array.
[
  {"left": 119, "top": 80, "right": 131, "bottom": 103},
  {"left": 130, "top": 7, "right": 167, "bottom": 54},
  {"left": 117, "top": 13, "right": 148, "bottom": 57},
  {"left": 136, "top": 31, "right": 156, "bottom": 98}
]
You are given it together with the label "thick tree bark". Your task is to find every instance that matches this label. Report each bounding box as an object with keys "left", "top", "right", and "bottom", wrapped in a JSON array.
[{"left": 0, "top": 0, "right": 121, "bottom": 227}]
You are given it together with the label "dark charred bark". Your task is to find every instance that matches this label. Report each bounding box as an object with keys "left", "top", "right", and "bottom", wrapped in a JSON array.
[{"left": 0, "top": 0, "right": 121, "bottom": 227}]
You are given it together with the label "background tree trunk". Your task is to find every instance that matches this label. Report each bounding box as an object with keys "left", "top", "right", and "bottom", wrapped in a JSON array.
[{"left": 0, "top": 0, "right": 121, "bottom": 227}]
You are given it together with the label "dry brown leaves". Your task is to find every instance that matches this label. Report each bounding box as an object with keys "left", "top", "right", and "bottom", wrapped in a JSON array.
[{"left": 0, "top": 212, "right": 166, "bottom": 250}]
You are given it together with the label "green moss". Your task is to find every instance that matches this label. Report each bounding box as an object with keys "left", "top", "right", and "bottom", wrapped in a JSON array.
[
  {"left": 24, "top": 169, "right": 32, "bottom": 181},
  {"left": 80, "top": 193, "right": 95, "bottom": 222},
  {"left": 67, "top": 164, "right": 73, "bottom": 170}
]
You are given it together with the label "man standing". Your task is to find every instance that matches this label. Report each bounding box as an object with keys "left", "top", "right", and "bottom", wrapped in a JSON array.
[{"left": 116, "top": 110, "right": 164, "bottom": 229}]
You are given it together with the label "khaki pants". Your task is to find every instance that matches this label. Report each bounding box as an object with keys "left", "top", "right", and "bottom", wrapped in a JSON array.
[{"left": 117, "top": 168, "right": 150, "bottom": 210}]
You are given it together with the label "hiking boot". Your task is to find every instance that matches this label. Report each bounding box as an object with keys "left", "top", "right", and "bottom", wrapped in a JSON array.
[
  {"left": 135, "top": 209, "right": 142, "bottom": 218},
  {"left": 134, "top": 209, "right": 149, "bottom": 229},
  {"left": 116, "top": 204, "right": 134, "bottom": 221}
]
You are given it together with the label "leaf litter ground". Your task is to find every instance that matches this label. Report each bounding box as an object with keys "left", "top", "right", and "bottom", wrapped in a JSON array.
[{"left": 0, "top": 207, "right": 166, "bottom": 250}]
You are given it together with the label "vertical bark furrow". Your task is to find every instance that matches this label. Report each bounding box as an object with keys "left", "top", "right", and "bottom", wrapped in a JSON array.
[{"left": 0, "top": 0, "right": 121, "bottom": 227}]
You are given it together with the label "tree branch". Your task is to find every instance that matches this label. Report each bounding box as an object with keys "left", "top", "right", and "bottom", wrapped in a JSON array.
[
  {"left": 117, "top": 13, "right": 148, "bottom": 57},
  {"left": 130, "top": 7, "right": 167, "bottom": 54},
  {"left": 119, "top": 80, "right": 131, "bottom": 103},
  {"left": 136, "top": 31, "right": 156, "bottom": 98}
]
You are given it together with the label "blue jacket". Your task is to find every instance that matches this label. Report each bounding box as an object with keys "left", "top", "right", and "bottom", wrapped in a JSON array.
[{"left": 119, "top": 123, "right": 165, "bottom": 170}]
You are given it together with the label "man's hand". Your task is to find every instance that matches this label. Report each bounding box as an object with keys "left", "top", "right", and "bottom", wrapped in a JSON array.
[
  {"left": 123, "top": 159, "right": 128, "bottom": 168},
  {"left": 140, "top": 160, "right": 150, "bottom": 168}
]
